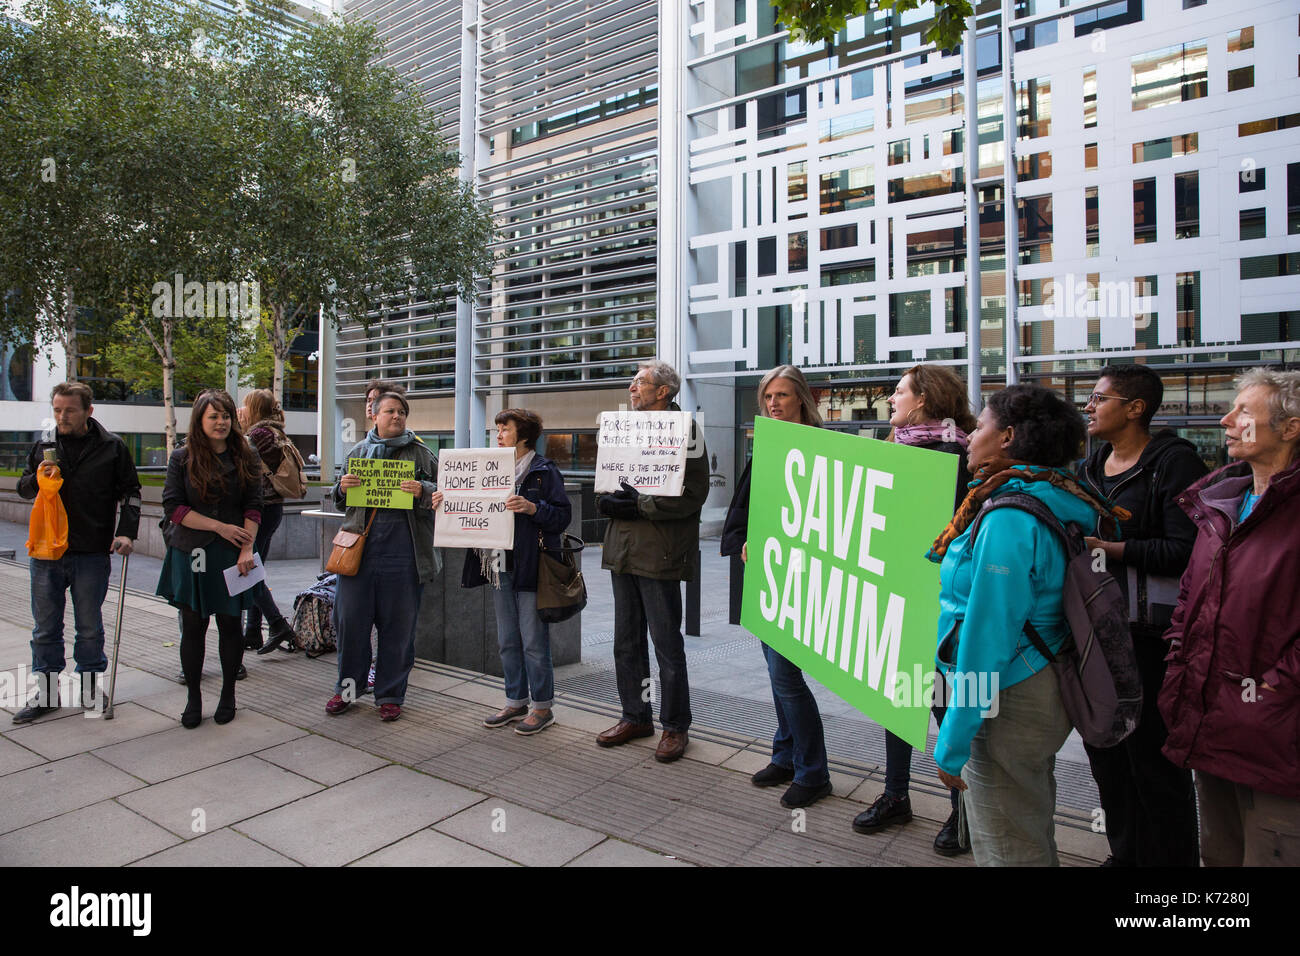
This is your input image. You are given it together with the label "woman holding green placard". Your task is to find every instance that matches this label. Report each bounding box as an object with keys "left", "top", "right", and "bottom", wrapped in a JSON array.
[
  {"left": 326, "top": 392, "right": 440, "bottom": 722},
  {"left": 852, "top": 364, "right": 975, "bottom": 855},
  {"left": 722, "top": 365, "right": 833, "bottom": 809}
]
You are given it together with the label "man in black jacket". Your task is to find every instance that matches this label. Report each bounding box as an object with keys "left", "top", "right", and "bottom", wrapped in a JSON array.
[
  {"left": 1078, "top": 364, "right": 1206, "bottom": 866},
  {"left": 14, "top": 382, "right": 140, "bottom": 723}
]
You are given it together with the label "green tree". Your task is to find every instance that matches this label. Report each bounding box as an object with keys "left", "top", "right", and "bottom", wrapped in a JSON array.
[
  {"left": 0, "top": 0, "right": 250, "bottom": 452},
  {"left": 227, "top": 12, "right": 495, "bottom": 404},
  {"left": 0, "top": 0, "right": 141, "bottom": 378},
  {"left": 771, "top": 0, "right": 973, "bottom": 50}
]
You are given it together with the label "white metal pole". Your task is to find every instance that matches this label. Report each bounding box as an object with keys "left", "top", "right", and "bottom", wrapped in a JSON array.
[
  {"left": 963, "top": 15, "right": 981, "bottom": 411},
  {"left": 1001, "top": 0, "right": 1020, "bottom": 385}
]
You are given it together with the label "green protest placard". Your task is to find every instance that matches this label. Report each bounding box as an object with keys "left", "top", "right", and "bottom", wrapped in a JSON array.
[
  {"left": 345, "top": 457, "right": 415, "bottom": 509},
  {"left": 740, "top": 417, "right": 959, "bottom": 750}
]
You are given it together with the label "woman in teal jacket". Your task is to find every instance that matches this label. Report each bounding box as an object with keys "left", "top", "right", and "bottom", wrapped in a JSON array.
[{"left": 925, "top": 384, "right": 1124, "bottom": 866}]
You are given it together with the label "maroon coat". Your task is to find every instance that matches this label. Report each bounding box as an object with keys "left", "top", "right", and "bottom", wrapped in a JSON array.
[{"left": 1158, "top": 456, "right": 1300, "bottom": 798}]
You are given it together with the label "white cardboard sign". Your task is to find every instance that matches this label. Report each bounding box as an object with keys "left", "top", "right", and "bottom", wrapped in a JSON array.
[
  {"left": 594, "top": 410, "right": 692, "bottom": 496},
  {"left": 434, "top": 447, "right": 516, "bottom": 550}
]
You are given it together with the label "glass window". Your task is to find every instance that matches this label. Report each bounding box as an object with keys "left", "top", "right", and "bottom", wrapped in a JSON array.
[
  {"left": 1133, "top": 178, "right": 1157, "bottom": 244},
  {"left": 1228, "top": 65, "right": 1254, "bottom": 91},
  {"left": 1131, "top": 40, "right": 1208, "bottom": 111},
  {"left": 819, "top": 166, "right": 874, "bottom": 213},
  {"left": 1240, "top": 207, "right": 1266, "bottom": 240},
  {"left": 1175, "top": 171, "right": 1199, "bottom": 239}
]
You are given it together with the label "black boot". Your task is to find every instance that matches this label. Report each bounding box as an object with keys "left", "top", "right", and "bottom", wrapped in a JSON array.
[{"left": 257, "top": 617, "right": 297, "bottom": 655}]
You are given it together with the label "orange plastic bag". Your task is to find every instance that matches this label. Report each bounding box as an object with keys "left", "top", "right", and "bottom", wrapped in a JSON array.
[{"left": 27, "top": 467, "right": 69, "bottom": 560}]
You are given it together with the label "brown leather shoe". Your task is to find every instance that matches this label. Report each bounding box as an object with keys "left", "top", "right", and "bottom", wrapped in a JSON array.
[
  {"left": 654, "top": 730, "right": 689, "bottom": 763},
  {"left": 596, "top": 719, "right": 655, "bottom": 748}
]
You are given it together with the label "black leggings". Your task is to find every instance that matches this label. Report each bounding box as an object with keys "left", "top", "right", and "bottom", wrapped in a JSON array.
[{"left": 179, "top": 607, "right": 243, "bottom": 698}]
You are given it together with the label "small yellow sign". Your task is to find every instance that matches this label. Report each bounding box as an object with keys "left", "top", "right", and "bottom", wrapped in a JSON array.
[{"left": 345, "top": 458, "right": 415, "bottom": 509}]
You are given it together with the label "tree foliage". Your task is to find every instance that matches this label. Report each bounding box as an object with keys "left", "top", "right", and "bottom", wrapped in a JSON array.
[
  {"left": 771, "top": 0, "right": 974, "bottom": 50},
  {"left": 0, "top": 0, "right": 496, "bottom": 426}
]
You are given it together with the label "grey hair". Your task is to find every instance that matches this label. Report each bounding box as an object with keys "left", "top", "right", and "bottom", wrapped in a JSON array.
[
  {"left": 638, "top": 361, "right": 681, "bottom": 400},
  {"left": 755, "top": 365, "right": 824, "bottom": 427},
  {"left": 1235, "top": 367, "right": 1300, "bottom": 430}
]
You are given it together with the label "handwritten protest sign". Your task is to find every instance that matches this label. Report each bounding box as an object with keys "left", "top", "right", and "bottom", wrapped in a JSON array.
[
  {"left": 434, "top": 447, "right": 515, "bottom": 550},
  {"left": 345, "top": 458, "right": 415, "bottom": 509},
  {"left": 740, "top": 417, "right": 959, "bottom": 750},
  {"left": 595, "top": 410, "right": 692, "bottom": 496}
]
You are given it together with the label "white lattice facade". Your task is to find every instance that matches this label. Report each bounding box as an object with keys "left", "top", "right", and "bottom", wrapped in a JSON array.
[{"left": 676, "top": 0, "right": 1300, "bottom": 389}]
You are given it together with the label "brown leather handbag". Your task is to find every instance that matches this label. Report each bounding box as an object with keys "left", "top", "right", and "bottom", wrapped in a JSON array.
[{"left": 325, "top": 510, "right": 376, "bottom": 577}]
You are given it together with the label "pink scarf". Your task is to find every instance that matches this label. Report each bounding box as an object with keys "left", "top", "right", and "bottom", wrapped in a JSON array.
[{"left": 892, "top": 422, "right": 970, "bottom": 450}]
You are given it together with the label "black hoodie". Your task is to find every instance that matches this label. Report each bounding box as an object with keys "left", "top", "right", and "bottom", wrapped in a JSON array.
[
  {"left": 1076, "top": 429, "right": 1207, "bottom": 635},
  {"left": 19, "top": 418, "right": 141, "bottom": 554}
]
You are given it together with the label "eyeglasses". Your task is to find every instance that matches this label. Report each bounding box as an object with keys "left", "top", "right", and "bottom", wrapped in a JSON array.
[
  {"left": 1086, "top": 393, "right": 1135, "bottom": 406},
  {"left": 630, "top": 378, "right": 658, "bottom": 389}
]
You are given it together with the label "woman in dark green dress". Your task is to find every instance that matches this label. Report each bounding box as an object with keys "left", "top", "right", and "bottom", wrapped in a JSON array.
[{"left": 157, "top": 389, "right": 263, "bottom": 728}]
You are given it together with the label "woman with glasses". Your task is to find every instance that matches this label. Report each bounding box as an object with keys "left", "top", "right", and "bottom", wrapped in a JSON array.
[
  {"left": 325, "top": 392, "right": 440, "bottom": 723},
  {"left": 1076, "top": 365, "right": 1205, "bottom": 867}
]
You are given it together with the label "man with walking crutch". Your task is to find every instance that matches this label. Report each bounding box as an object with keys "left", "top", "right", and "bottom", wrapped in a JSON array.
[{"left": 14, "top": 382, "right": 140, "bottom": 723}]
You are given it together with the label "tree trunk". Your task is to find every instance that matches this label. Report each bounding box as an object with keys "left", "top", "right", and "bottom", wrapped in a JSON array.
[
  {"left": 63, "top": 286, "right": 78, "bottom": 381},
  {"left": 162, "top": 318, "right": 177, "bottom": 456},
  {"left": 272, "top": 304, "right": 287, "bottom": 406}
]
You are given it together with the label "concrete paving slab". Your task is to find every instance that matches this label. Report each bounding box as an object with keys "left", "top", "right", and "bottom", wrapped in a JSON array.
[
  {"left": 350, "top": 828, "right": 516, "bottom": 867},
  {"left": 4, "top": 702, "right": 177, "bottom": 761},
  {"left": 557, "top": 781, "right": 677, "bottom": 841},
  {"left": 0, "top": 622, "right": 30, "bottom": 671},
  {"left": 435, "top": 799, "right": 605, "bottom": 867},
  {"left": 437, "top": 680, "right": 505, "bottom": 707},
  {"left": 637, "top": 804, "right": 775, "bottom": 866},
  {"left": 406, "top": 669, "right": 470, "bottom": 694},
  {"left": 0, "top": 734, "right": 46, "bottom": 776},
  {"left": 256, "top": 734, "right": 390, "bottom": 786},
  {"left": 550, "top": 705, "right": 619, "bottom": 735},
  {"left": 720, "top": 749, "right": 772, "bottom": 776},
  {"left": 92, "top": 709, "right": 307, "bottom": 783},
  {"left": 1054, "top": 821, "right": 1108, "bottom": 861},
  {"left": 101, "top": 667, "right": 185, "bottom": 707},
  {"left": 739, "top": 828, "right": 868, "bottom": 867},
  {"left": 130, "top": 827, "right": 302, "bottom": 867},
  {"left": 0, "top": 798, "right": 179, "bottom": 866},
  {"left": 0, "top": 753, "right": 145, "bottom": 834},
  {"left": 567, "top": 837, "right": 694, "bottom": 866},
  {"left": 828, "top": 770, "right": 862, "bottom": 801},
  {"left": 118, "top": 755, "right": 323, "bottom": 837},
  {"left": 679, "top": 737, "right": 741, "bottom": 766},
  {"left": 237, "top": 764, "right": 484, "bottom": 866}
]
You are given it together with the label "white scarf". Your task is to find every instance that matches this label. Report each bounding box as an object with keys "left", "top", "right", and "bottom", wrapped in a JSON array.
[{"left": 478, "top": 450, "right": 536, "bottom": 588}]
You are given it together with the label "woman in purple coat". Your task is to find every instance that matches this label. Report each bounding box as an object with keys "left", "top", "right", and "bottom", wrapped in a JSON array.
[{"left": 1158, "top": 368, "right": 1300, "bottom": 866}]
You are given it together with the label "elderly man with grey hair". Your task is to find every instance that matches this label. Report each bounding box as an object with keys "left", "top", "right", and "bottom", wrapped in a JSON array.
[{"left": 595, "top": 360, "right": 709, "bottom": 762}]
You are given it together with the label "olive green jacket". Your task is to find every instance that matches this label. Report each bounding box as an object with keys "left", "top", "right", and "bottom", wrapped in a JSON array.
[{"left": 600, "top": 404, "right": 708, "bottom": 581}]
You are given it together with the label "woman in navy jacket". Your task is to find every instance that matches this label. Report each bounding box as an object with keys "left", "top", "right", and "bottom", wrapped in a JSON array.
[{"left": 462, "top": 409, "right": 572, "bottom": 735}]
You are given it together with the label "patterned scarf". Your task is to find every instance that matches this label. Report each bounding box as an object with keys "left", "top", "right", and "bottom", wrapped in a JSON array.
[
  {"left": 925, "top": 457, "right": 1130, "bottom": 562},
  {"left": 892, "top": 421, "right": 970, "bottom": 450}
]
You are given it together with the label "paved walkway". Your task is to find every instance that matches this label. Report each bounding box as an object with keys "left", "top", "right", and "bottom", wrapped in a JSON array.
[{"left": 0, "top": 529, "right": 1107, "bottom": 866}]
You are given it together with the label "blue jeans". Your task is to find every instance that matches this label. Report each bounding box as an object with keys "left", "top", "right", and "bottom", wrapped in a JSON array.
[
  {"left": 333, "top": 512, "right": 422, "bottom": 706},
  {"left": 30, "top": 552, "right": 111, "bottom": 674},
  {"left": 762, "top": 642, "right": 829, "bottom": 786},
  {"left": 611, "top": 573, "right": 692, "bottom": 733},
  {"left": 491, "top": 572, "right": 554, "bottom": 708}
]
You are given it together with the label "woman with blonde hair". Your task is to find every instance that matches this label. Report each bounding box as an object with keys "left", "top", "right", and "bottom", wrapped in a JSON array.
[
  {"left": 235, "top": 389, "right": 299, "bottom": 655},
  {"left": 722, "top": 365, "right": 833, "bottom": 808},
  {"left": 853, "top": 364, "right": 977, "bottom": 854}
]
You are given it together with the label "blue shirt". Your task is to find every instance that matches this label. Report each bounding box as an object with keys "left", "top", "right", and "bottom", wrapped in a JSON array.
[{"left": 1238, "top": 491, "right": 1261, "bottom": 522}]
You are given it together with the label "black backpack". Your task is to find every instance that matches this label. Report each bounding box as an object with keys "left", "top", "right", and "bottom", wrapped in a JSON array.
[{"left": 968, "top": 493, "right": 1142, "bottom": 748}]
